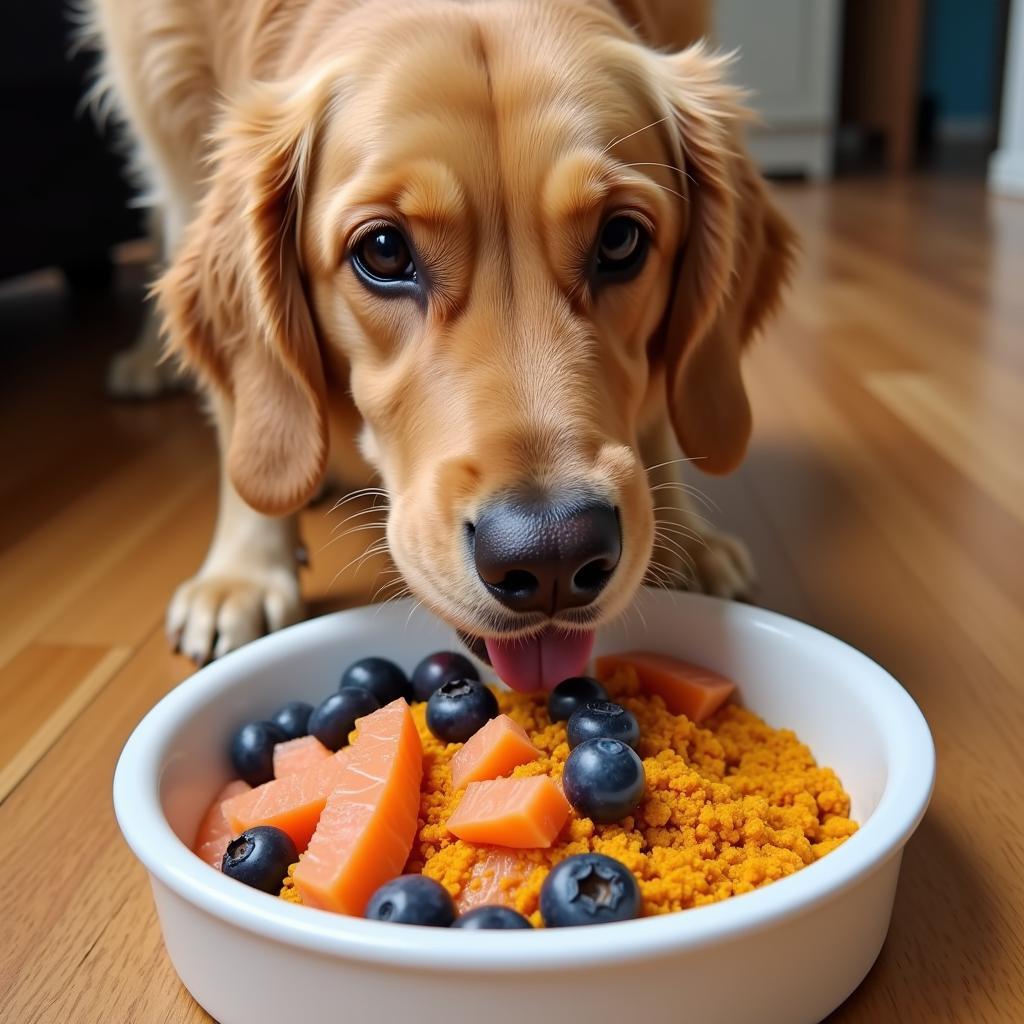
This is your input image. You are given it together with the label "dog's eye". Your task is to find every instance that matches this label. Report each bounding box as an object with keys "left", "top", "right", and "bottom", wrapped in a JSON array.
[
  {"left": 352, "top": 227, "right": 416, "bottom": 285},
  {"left": 595, "top": 215, "right": 648, "bottom": 278}
]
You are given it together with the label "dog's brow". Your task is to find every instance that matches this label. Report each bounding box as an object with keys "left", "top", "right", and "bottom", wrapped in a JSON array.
[
  {"left": 394, "top": 163, "right": 467, "bottom": 228},
  {"left": 543, "top": 154, "right": 613, "bottom": 227}
]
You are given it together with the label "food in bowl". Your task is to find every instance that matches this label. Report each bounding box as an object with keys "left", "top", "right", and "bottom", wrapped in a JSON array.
[
  {"left": 192, "top": 649, "right": 858, "bottom": 928},
  {"left": 115, "top": 591, "right": 936, "bottom": 1024}
]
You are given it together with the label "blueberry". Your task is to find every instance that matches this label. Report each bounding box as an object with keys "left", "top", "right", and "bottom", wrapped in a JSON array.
[
  {"left": 270, "top": 701, "right": 314, "bottom": 740},
  {"left": 563, "top": 738, "right": 645, "bottom": 823},
  {"left": 426, "top": 678, "right": 499, "bottom": 744},
  {"left": 547, "top": 676, "right": 609, "bottom": 723},
  {"left": 222, "top": 826, "right": 297, "bottom": 894},
  {"left": 229, "top": 720, "right": 288, "bottom": 786},
  {"left": 453, "top": 905, "right": 533, "bottom": 929},
  {"left": 566, "top": 701, "right": 640, "bottom": 750},
  {"left": 365, "top": 875, "right": 457, "bottom": 926},
  {"left": 411, "top": 651, "right": 480, "bottom": 702},
  {"left": 309, "top": 688, "right": 380, "bottom": 751},
  {"left": 340, "top": 656, "right": 413, "bottom": 706},
  {"left": 539, "top": 853, "right": 641, "bottom": 927}
]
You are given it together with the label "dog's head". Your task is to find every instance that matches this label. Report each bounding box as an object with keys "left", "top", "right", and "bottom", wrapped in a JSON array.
[{"left": 159, "top": 3, "right": 794, "bottom": 688}]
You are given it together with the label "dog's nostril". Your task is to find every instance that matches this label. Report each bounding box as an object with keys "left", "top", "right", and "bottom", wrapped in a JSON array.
[
  {"left": 496, "top": 569, "right": 539, "bottom": 597},
  {"left": 573, "top": 558, "right": 613, "bottom": 594}
]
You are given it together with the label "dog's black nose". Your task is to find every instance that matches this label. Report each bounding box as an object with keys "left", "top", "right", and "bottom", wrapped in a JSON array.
[{"left": 471, "top": 498, "right": 621, "bottom": 614}]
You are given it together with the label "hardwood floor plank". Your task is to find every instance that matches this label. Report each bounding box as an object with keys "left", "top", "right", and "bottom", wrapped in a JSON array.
[
  {"left": 0, "top": 644, "right": 129, "bottom": 802},
  {"left": 865, "top": 371, "right": 1024, "bottom": 528},
  {"left": 748, "top": 342, "right": 1024, "bottom": 687},
  {"left": 0, "top": 629, "right": 195, "bottom": 1022},
  {"left": 38, "top": 474, "right": 218, "bottom": 649},
  {"left": 0, "top": 431, "right": 214, "bottom": 667}
]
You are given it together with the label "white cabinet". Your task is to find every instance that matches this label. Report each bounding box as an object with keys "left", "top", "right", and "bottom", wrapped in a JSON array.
[
  {"left": 990, "top": 0, "right": 1024, "bottom": 196},
  {"left": 714, "top": 0, "right": 843, "bottom": 179}
]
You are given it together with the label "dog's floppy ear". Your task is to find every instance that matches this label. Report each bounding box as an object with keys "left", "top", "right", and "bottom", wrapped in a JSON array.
[
  {"left": 157, "top": 73, "right": 335, "bottom": 516},
  {"left": 655, "top": 45, "right": 796, "bottom": 475}
]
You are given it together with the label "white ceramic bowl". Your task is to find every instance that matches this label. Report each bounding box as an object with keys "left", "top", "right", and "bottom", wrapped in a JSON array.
[{"left": 114, "top": 589, "right": 934, "bottom": 1024}]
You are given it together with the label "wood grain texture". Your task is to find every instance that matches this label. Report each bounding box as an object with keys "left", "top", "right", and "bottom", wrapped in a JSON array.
[
  {"left": 0, "top": 644, "right": 130, "bottom": 801},
  {"left": 1, "top": 178, "right": 1022, "bottom": 1022}
]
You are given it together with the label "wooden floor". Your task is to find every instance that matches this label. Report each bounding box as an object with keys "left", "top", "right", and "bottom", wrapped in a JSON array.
[{"left": 1, "top": 176, "right": 1023, "bottom": 1022}]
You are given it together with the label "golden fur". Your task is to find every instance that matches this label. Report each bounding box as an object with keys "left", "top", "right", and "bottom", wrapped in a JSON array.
[{"left": 88, "top": 0, "right": 795, "bottom": 660}]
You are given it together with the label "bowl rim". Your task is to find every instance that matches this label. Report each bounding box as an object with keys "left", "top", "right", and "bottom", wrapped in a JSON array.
[{"left": 113, "top": 591, "right": 935, "bottom": 972}]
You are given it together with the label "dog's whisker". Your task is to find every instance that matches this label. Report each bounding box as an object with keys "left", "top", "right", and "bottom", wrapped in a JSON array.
[
  {"left": 622, "top": 175, "right": 687, "bottom": 202},
  {"left": 648, "top": 475, "right": 717, "bottom": 501},
  {"left": 326, "top": 518, "right": 388, "bottom": 542},
  {"left": 403, "top": 599, "right": 425, "bottom": 633},
  {"left": 646, "top": 560, "right": 687, "bottom": 611},
  {"left": 328, "top": 504, "right": 391, "bottom": 533},
  {"left": 653, "top": 543, "right": 700, "bottom": 579},
  {"left": 371, "top": 574, "right": 403, "bottom": 595},
  {"left": 351, "top": 539, "right": 392, "bottom": 575},
  {"left": 318, "top": 521, "right": 388, "bottom": 555},
  {"left": 654, "top": 519, "right": 703, "bottom": 544},
  {"left": 326, "top": 491, "right": 389, "bottom": 516},
  {"left": 646, "top": 543, "right": 689, "bottom": 580},
  {"left": 648, "top": 481, "right": 719, "bottom": 514},
  {"left": 326, "top": 487, "right": 389, "bottom": 516},
  {"left": 652, "top": 537, "right": 696, "bottom": 573},
  {"left": 371, "top": 575, "right": 410, "bottom": 604},
  {"left": 372, "top": 589, "right": 413, "bottom": 621},
  {"left": 648, "top": 550, "right": 694, "bottom": 590},
  {"left": 326, "top": 537, "right": 391, "bottom": 593},
  {"left": 654, "top": 527, "right": 702, "bottom": 551},
  {"left": 651, "top": 532, "right": 699, "bottom": 577},
  {"left": 657, "top": 510, "right": 714, "bottom": 537},
  {"left": 644, "top": 456, "right": 706, "bottom": 474},
  {"left": 643, "top": 563, "right": 673, "bottom": 590},
  {"left": 367, "top": 568, "right": 404, "bottom": 599},
  {"left": 602, "top": 115, "right": 669, "bottom": 154},
  {"left": 654, "top": 512, "right": 704, "bottom": 536},
  {"left": 652, "top": 552, "right": 695, "bottom": 587},
  {"left": 622, "top": 598, "right": 649, "bottom": 636},
  {"left": 650, "top": 504, "right": 709, "bottom": 518},
  {"left": 624, "top": 160, "right": 699, "bottom": 187},
  {"left": 634, "top": 601, "right": 649, "bottom": 633}
]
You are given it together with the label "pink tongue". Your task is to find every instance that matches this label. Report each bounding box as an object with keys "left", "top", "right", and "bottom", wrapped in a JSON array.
[{"left": 484, "top": 629, "right": 596, "bottom": 693}]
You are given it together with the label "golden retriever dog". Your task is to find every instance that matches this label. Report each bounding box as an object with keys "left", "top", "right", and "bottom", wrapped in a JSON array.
[{"left": 88, "top": 0, "right": 794, "bottom": 689}]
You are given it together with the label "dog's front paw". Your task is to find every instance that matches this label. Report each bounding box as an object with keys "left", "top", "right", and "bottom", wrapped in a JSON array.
[
  {"left": 166, "top": 569, "right": 303, "bottom": 664},
  {"left": 689, "top": 530, "right": 756, "bottom": 600},
  {"left": 106, "top": 345, "right": 182, "bottom": 399}
]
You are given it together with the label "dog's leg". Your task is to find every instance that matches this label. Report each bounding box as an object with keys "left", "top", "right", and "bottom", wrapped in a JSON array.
[
  {"left": 167, "top": 396, "right": 304, "bottom": 663},
  {"left": 641, "top": 421, "right": 757, "bottom": 599}
]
